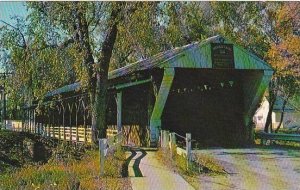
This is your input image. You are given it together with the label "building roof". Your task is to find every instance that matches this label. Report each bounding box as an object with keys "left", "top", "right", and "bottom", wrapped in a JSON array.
[{"left": 46, "top": 35, "right": 273, "bottom": 97}]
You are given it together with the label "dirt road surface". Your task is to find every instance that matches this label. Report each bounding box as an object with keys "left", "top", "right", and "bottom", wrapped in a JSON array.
[{"left": 194, "top": 147, "right": 300, "bottom": 190}]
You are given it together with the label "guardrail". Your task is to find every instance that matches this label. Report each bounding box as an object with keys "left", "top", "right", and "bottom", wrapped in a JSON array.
[
  {"left": 255, "top": 132, "right": 300, "bottom": 145},
  {"left": 160, "top": 130, "right": 192, "bottom": 167}
]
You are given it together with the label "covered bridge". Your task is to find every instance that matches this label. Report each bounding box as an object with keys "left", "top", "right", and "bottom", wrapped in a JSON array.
[{"left": 23, "top": 35, "right": 273, "bottom": 147}]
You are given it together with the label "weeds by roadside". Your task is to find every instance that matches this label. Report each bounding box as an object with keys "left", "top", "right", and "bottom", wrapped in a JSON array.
[{"left": 156, "top": 148, "right": 225, "bottom": 189}]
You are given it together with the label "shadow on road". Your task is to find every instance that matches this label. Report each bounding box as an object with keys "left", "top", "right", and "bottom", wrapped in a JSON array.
[
  {"left": 132, "top": 149, "right": 147, "bottom": 177},
  {"left": 123, "top": 148, "right": 147, "bottom": 177}
]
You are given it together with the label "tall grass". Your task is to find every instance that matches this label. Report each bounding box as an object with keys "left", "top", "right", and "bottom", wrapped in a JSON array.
[
  {"left": 0, "top": 147, "right": 131, "bottom": 190},
  {"left": 157, "top": 148, "right": 225, "bottom": 189}
]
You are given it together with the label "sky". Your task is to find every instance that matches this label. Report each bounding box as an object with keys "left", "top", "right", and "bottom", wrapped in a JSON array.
[
  {"left": 0, "top": 2, "right": 27, "bottom": 72},
  {"left": 0, "top": 1, "right": 27, "bottom": 24}
]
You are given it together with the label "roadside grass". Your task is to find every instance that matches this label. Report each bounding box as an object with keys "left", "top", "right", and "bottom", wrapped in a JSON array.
[
  {"left": 156, "top": 148, "right": 225, "bottom": 189},
  {"left": 0, "top": 145, "right": 132, "bottom": 190}
]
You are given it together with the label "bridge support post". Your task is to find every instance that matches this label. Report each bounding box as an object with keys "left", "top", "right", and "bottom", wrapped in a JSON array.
[
  {"left": 150, "top": 68, "right": 175, "bottom": 147},
  {"left": 243, "top": 70, "right": 273, "bottom": 143},
  {"left": 116, "top": 91, "right": 122, "bottom": 133}
]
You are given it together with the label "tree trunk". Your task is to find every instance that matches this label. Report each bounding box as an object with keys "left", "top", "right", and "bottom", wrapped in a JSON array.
[
  {"left": 73, "top": 3, "right": 98, "bottom": 142},
  {"left": 94, "top": 3, "right": 121, "bottom": 139},
  {"left": 264, "top": 80, "right": 278, "bottom": 133},
  {"left": 275, "top": 99, "right": 288, "bottom": 133},
  {"left": 72, "top": 3, "right": 122, "bottom": 143},
  {"left": 264, "top": 97, "right": 276, "bottom": 133}
]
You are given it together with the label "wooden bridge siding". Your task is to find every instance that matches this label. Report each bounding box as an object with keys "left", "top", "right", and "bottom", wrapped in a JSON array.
[
  {"left": 11, "top": 122, "right": 149, "bottom": 146},
  {"left": 9, "top": 120, "right": 92, "bottom": 143},
  {"left": 19, "top": 94, "right": 92, "bottom": 143},
  {"left": 107, "top": 125, "right": 150, "bottom": 147}
]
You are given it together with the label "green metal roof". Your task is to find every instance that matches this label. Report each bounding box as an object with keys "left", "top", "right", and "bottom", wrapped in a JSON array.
[{"left": 45, "top": 82, "right": 80, "bottom": 97}]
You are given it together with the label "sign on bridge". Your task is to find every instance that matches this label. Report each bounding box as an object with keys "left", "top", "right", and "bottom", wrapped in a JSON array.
[{"left": 211, "top": 43, "right": 235, "bottom": 69}]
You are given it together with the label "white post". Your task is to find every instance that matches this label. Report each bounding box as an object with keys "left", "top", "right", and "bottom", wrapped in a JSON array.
[
  {"left": 186, "top": 133, "right": 191, "bottom": 167},
  {"left": 99, "top": 139, "right": 106, "bottom": 176},
  {"left": 170, "top": 132, "right": 176, "bottom": 157},
  {"left": 160, "top": 130, "right": 164, "bottom": 147},
  {"left": 164, "top": 130, "right": 170, "bottom": 148},
  {"left": 171, "top": 132, "right": 176, "bottom": 149}
]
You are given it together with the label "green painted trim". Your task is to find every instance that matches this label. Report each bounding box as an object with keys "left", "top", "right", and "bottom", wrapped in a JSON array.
[
  {"left": 150, "top": 68, "right": 175, "bottom": 143},
  {"left": 114, "top": 78, "right": 152, "bottom": 90},
  {"left": 244, "top": 74, "right": 272, "bottom": 126}
]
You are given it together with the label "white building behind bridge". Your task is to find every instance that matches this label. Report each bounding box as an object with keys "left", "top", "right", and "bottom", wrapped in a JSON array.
[{"left": 254, "top": 97, "right": 300, "bottom": 130}]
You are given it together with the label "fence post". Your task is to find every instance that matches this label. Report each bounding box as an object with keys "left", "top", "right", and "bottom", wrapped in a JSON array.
[
  {"left": 170, "top": 132, "right": 176, "bottom": 157},
  {"left": 69, "top": 126, "right": 72, "bottom": 142},
  {"left": 37, "top": 123, "right": 40, "bottom": 134},
  {"left": 84, "top": 126, "right": 87, "bottom": 143},
  {"left": 52, "top": 125, "right": 55, "bottom": 138},
  {"left": 58, "top": 125, "right": 61, "bottom": 140},
  {"left": 186, "top": 133, "right": 191, "bottom": 168},
  {"left": 160, "top": 130, "right": 164, "bottom": 147},
  {"left": 164, "top": 130, "right": 169, "bottom": 148},
  {"left": 99, "top": 139, "right": 106, "bottom": 176},
  {"left": 76, "top": 126, "right": 79, "bottom": 143},
  {"left": 47, "top": 124, "right": 50, "bottom": 137}
]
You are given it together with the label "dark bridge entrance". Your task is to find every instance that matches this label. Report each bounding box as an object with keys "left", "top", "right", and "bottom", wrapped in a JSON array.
[{"left": 163, "top": 69, "right": 250, "bottom": 146}]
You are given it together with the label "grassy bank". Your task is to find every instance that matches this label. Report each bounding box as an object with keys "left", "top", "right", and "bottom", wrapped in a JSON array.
[
  {"left": 0, "top": 148, "right": 131, "bottom": 190},
  {"left": 0, "top": 130, "right": 132, "bottom": 190}
]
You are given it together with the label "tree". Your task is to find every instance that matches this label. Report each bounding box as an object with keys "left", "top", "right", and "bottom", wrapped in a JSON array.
[
  {"left": 0, "top": 16, "right": 75, "bottom": 112},
  {"left": 24, "top": 2, "right": 125, "bottom": 141},
  {"left": 266, "top": 2, "right": 300, "bottom": 133}
]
